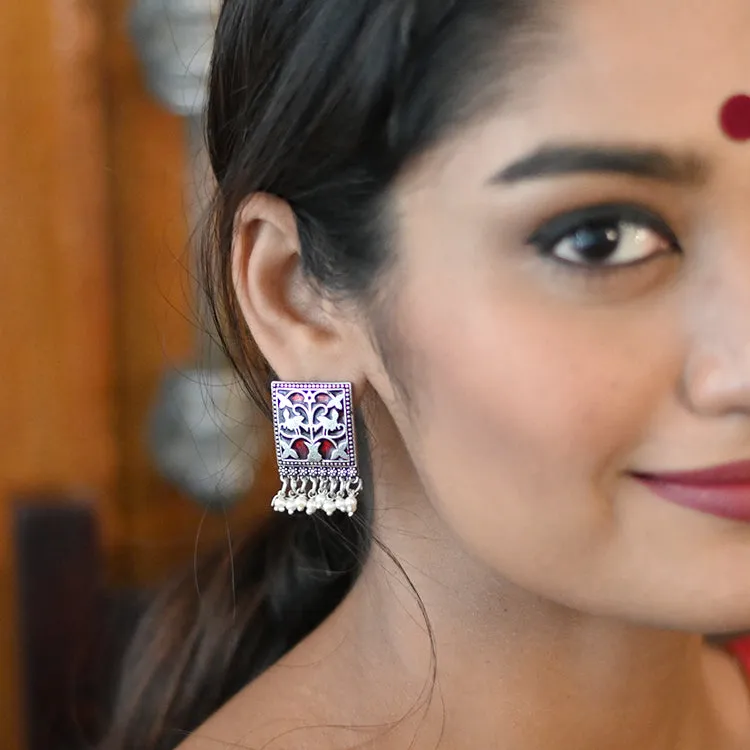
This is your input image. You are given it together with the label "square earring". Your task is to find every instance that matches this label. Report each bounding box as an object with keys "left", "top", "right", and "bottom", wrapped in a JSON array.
[{"left": 270, "top": 381, "right": 362, "bottom": 516}]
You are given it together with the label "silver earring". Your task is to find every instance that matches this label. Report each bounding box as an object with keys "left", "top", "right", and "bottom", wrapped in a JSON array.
[{"left": 270, "top": 381, "right": 362, "bottom": 516}]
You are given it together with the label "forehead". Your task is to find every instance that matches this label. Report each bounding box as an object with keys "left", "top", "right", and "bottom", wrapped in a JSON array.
[
  {"left": 407, "top": 0, "right": 750, "bottom": 198},
  {"left": 519, "top": 0, "right": 750, "bottom": 144}
]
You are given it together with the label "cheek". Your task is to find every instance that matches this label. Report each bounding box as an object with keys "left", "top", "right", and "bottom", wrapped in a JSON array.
[{"left": 394, "top": 269, "right": 681, "bottom": 583}]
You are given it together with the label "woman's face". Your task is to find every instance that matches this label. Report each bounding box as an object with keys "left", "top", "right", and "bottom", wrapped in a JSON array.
[{"left": 366, "top": 0, "right": 750, "bottom": 632}]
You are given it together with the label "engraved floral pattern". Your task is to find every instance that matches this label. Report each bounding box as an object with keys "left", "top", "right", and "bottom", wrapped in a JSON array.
[
  {"left": 271, "top": 382, "right": 361, "bottom": 516},
  {"left": 272, "top": 383, "right": 355, "bottom": 472}
]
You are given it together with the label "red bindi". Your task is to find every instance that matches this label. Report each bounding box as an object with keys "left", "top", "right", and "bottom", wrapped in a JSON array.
[{"left": 720, "top": 94, "right": 750, "bottom": 141}]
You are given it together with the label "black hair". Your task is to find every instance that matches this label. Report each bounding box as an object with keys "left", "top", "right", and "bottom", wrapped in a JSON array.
[{"left": 100, "top": 1, "right": 539, "bottom": 748}]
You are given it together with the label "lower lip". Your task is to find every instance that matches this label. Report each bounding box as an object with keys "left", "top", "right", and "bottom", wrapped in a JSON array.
[{"left": 634, "top": 476, "right": 750, "bottom": 522}]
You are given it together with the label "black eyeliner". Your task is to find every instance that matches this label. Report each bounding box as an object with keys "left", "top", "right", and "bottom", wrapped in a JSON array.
[{"left": 526, "top": 202, "right": 680, "bottom": 252}]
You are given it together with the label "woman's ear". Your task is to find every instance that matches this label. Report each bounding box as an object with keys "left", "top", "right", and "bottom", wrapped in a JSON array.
[{"left": 231, "top": 194, "right": 368, "bottom": 385}]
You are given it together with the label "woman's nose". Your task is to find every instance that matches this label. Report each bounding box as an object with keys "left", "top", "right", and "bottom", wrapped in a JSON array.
[{"left": 681, "top": 253, "right": 750, "bottom": 418}]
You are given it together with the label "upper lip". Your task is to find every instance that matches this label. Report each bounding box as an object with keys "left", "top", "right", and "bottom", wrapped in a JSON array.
[{"left": 633, "top": 459, "right": 750, "bottom": 486}]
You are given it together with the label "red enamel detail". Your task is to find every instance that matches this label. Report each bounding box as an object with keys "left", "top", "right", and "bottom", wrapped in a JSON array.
[
  {"left": 292, "top": 439, "right": 309, "bottom": 459},
  {"left": 316, "top": 393, "right": 331, "bottom": 404},
  {"left": 319, "top": 439, "right": 334, "bottom": 459},
  {"left": 290, "top": 392, "right": 305, "bottom": 403},
  {"left": 720, "top": 94, "right": 750, "bottom": 141},
  {"left": 726, "top": 635, "right": 750, "bottom": 680}
]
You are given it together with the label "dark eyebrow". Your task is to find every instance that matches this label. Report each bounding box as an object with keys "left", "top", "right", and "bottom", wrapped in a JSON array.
[{"left": 492, "top": 144, "right": 709, "bottom": 186}]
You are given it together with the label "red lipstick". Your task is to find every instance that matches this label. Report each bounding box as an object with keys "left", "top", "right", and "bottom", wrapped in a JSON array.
[{"left": 633, "top": 460, "right": 750, "bottom": 522}]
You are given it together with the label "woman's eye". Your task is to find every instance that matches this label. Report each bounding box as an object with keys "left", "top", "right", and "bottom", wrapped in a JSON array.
[
  {"left": 550, "top": 220, "right": 671, "bottom": 267},
  {"left": 528, "top": 205, "right": 680, "bottom": 270}
]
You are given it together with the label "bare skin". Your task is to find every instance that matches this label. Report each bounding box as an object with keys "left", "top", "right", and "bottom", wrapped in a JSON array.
[
  {"left": 181, "top": 423, "right": 750, "bottom": 750},
  {"left": 180, "top": 0, "right": 750, "bottom": 747}
]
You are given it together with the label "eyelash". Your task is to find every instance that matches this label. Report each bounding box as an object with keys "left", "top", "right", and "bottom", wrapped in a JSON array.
[{"left": 526, "top": 203, "right": 682, "bottom": 276}]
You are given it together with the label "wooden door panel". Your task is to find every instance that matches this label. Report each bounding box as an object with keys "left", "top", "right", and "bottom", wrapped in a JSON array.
[
  {"left": 104, "top": 0, "right": 195, "bottom": 584},
  {"left": 1, "top": 2, "right": 274, "bottom": 746},
  {"left": 0, "top": 1, "right": 114, "bottom": 748},
  {"left": 104, "top": 0, "right": 275, "bottom": 587}
]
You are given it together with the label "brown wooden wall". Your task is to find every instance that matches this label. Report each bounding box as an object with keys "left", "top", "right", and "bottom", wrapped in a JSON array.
[
  {"left": 0, "top": 2, "right": 273, "bottom": 748},
  {"left": 104, "top": 0, "right": 274, "bottom": 585},
  {"left": 0, "top": 2, "right": 115, "bottom": 747}
]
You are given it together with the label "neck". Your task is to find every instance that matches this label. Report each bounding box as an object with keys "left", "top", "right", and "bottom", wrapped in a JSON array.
[{"left": 338, "top": 512, "right": 716, "bottom": 749}]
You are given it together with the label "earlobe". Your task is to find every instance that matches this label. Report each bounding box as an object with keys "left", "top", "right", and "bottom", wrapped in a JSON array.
[{"left": 230, "top": 194, "right": 368, "bottom": 386}]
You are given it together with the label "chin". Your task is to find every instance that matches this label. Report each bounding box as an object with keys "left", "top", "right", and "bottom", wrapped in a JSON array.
[
  {"left": 691, "top": 607, "right": 750, "bottom": 638},
  {"left": 620, "top": 595, "right": 750, "bottom": 636},
  {"left": 552, "top": 567, "right": 750, "bottom": 636}
]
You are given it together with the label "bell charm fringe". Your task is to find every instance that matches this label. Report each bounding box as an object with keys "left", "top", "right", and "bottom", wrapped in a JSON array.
[
  {"left": 270, "top": 382, "right": 362, "bottom": 517},
  {"left": 271, "top": 476, "right": 362, "bottom": 517}
]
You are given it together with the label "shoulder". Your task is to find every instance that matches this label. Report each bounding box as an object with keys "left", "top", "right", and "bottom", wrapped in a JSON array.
[
  {"left": 175, "top": 666, "right": 331, "bottom": 750},
  {"left": 175, "top": 627, "right": 374, "bottom": 750}
]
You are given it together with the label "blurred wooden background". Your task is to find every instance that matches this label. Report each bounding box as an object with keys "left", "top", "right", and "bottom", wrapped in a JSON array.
[{"left": 0, "top": 1, "right": 273, "bottom": 748}]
